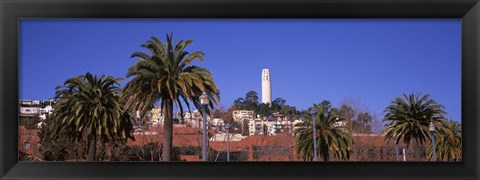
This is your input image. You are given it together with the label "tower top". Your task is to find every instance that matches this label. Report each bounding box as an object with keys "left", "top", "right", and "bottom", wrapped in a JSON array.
[{"left": 262, "top": 69, "right": 270, "bottom": 81}]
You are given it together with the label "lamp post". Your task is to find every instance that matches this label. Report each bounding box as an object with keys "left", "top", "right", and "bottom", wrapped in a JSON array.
[
  {"left": 226, "top": 123, "right": 231, "bottom": 162},
  {"left": 310, "top": 109, "right": 318, "bottom": 161},
  {"left": 200, "top": 92, "right": 209, "bottom": 161},
  {"left": 429, "top": 122, "right": 437, "bottom": 161}
]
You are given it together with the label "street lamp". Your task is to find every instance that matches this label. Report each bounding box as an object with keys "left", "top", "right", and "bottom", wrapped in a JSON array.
[
  {"left": 200, "top": 91, "right": 209, "bottom": 161},
  {"left": 310, "top": 109, "right": 318, "bottom": 161},
  {"left": 226, "top": 123, "right": 231, "bottom": 162},
  {"left": 429, "top": 121, "right": 437, "bottom": 161}
]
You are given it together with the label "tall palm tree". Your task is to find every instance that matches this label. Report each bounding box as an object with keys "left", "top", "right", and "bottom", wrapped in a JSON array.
[
  {"left": 426, "top": 119, "right": 462, "bottom": 161},
  {"left": 121, "top": 34, "right": 220, "bottom": 161},
  {"left": 50, "top": 72, "right": 132, "bottom": 161},
  {"left": 383, "top": 93, "right": 446, "bottom": 161},
  {"left": 294, "top": 105, "right": 352, "bottom": 161}
]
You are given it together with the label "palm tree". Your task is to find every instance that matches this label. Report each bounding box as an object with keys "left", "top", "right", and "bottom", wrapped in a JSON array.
[
  {"left": 50, "top": 72, "right": 132, "bottom": 161},
  {"left": 294, "top": 105, "right": 352, "bottom": 161},
  {"left": 383, "top": 93, "right": 446, "bottom": 161},
  {"left": 426, "top": 119, "right": 462, "bottom": 161},
  {"left": 121, "top": 34, "right": 220, "bottom": 161}
]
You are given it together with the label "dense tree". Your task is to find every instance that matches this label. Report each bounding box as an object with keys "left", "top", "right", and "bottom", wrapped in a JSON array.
[
  {"left": 338, "top": 105, "right": 355, "bottom": 129},
  {"left": 242, "top": 121, "right": 250, "bottom": 136},
  {"left": 38, "top": 118, "right": 85, "bottom": 161},
  {"left": 337, "top": 98, "right": 380, "bottom": 134},
  {"left": 122, "top": 34, "right": 220, "bottom": 161},
  {"left": 258, "top": 103, "right": 271, "bottom": 117},
  {"left": 355, "top": 112, "right": 373, "bottom": 134},
  {"left": 383, "top": 93, "right": 446, "bottom": 161},
  {"left": 245, "top": 91, "right": 259, "bottom": 103},
  {"left": 232, "top": 92, "right": 300, "bottom": 118},
  {"left": 271, "top": 98, "right": 286, "bottom": 111},
  {"left": 232, "top": 98, "right": 245, "bottom": 109},
  {"left": 19, "top": 117, "right": 40, "bottom": 129},
  {"left": 244, "top": 91, "right": 259, "bottom": 110},
  {"left": 279, "top": 105, "right": 300, "bottom": 117},
  {"left": 295, "top": 103, "right": 352, "bottom": 161},
  {"left": 49, "top": 72, "right": 133, "bottom": 161},
  {"left": 212, "top": 105, "right": 232, "bottom": 123}
]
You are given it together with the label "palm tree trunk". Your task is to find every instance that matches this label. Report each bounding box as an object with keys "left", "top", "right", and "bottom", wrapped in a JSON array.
[
  {"left": 87, "top": 134, "right": 96, "bottom": 161},
  {"left": 322, "top": 143, "right": 329, "bottom": 161},
  {"left": 162, "top": 99, "right": 173, "bottom": 161},
  {"left": 414, "top": 139, "right": 421, "bottom": 161}
]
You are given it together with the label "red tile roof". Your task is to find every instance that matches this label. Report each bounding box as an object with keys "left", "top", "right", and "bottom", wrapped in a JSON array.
[{"left": 128, "top": 127, "right": 207, "bottom": 147}]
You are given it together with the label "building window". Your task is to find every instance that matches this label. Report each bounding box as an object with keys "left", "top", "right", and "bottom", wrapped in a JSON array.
[
  {"left": 24, "top": 142, "right": 31, "bottom": 150},
  {"left": 25, "top": 134, "right": 31, "bottom": 139}
]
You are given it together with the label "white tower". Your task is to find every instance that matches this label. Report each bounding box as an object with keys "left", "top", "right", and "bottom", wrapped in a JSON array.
[{"left": 261, "top": 69, "right": 272, "bottom": 105}]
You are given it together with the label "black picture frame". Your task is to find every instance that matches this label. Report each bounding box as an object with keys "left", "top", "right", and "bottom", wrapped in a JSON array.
[{"left": 1, "top": 0, "right": 479, "bottom": 179}]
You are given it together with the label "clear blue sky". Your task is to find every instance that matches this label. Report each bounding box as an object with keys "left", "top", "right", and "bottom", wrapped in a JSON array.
[{"left": 20, "top": 19, "right": 461, "bottom": 121}]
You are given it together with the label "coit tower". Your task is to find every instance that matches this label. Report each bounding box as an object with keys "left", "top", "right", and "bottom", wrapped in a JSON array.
[{"left": 261, "top": 69, "right": 272, "bottom": 105}]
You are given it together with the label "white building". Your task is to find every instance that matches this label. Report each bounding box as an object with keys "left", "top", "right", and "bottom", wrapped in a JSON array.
[
  {"left": 292, "top": 119, "right": 304, "bottom": 133},
  {"left": 248, "top": 119, "right": 282, "bottom": 136},
  {"left": 232, "top": 110, "right": 254, "bottom": 123},
  {"left": 180, "top": 109, "right": 211, "bottom": 128},
  {"left": 210, "top": 133, "right": 246, "bottom": 141},
  {"left": 212, "top": 118, "right": 225, "bottom": 131},
  {"left": 273, "top": 119, "right": 294, "bottom": 135},
  {"left": 38, "top": 105, "right": 54, "bottom": 120},
  {"left": 19, "top": 107, "right": 40, "bottom": 117},
  {"left": 19, "top": 100, "right": 33, "bottom": 106},
  {"left": 266, "top": 121, "right": 277, "bottom": 136},
  {"left": 261, "top": 69, "right": 272, "bottom": 105},
  {"left": 19, "top": 99, "right": 56, "bottom": 120},
  {"left": 39, "top": 105, "right": 53, "bottom": 114},
  {"left": 149, "top": 108, "right": 164, "bottom": 125},
  {"left": 247, "top": 115, "right": 298, "bottom": 136},
  {"left": 248, "top": 119, "right": 265, "bottom": 136},
  {"left": 146, "top": 108, "right": 215, "bottom": 128}
]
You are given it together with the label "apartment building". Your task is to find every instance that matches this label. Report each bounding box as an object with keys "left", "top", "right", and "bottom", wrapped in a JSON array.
[
  {"left": 232, "top": 110, "right": 254, "bottom": 123},
  {"left": 179, "top": 109, "right": 212, "bottom": 129}
]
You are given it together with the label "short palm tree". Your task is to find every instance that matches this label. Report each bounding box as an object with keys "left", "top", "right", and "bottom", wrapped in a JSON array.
[
  {"left": 294, "top": 105, "right": 352, "bottom": 161},
  {"left": 426, "top": 119, "right": 462, "bottom": 161},
  {"left": 383, "top": 93, "right": 446, "bottom": 161},
  {"left": 121, "top": 34, "right": 220, "bottom": 161},
  {"left": 50, "top": 72, "right": 132, "bottom": 161}
]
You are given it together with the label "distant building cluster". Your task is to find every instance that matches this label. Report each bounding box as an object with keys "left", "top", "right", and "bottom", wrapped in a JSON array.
[
  {"left": 19, "top": 99, "right": 56, "bottom": 128},
  {"left": 177, "top": 109, "right": 212, "bottom": 129},
  {"left": 142, "top": 108, "right": 299, "bottom": 137},
  {"left": 246, "top": 114, "right": 299, "bottom": 136}
]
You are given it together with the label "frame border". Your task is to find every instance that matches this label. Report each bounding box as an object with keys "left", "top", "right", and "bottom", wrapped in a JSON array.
[{"left": 1, "top": 0, "right": 479, "bottom": 179}]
